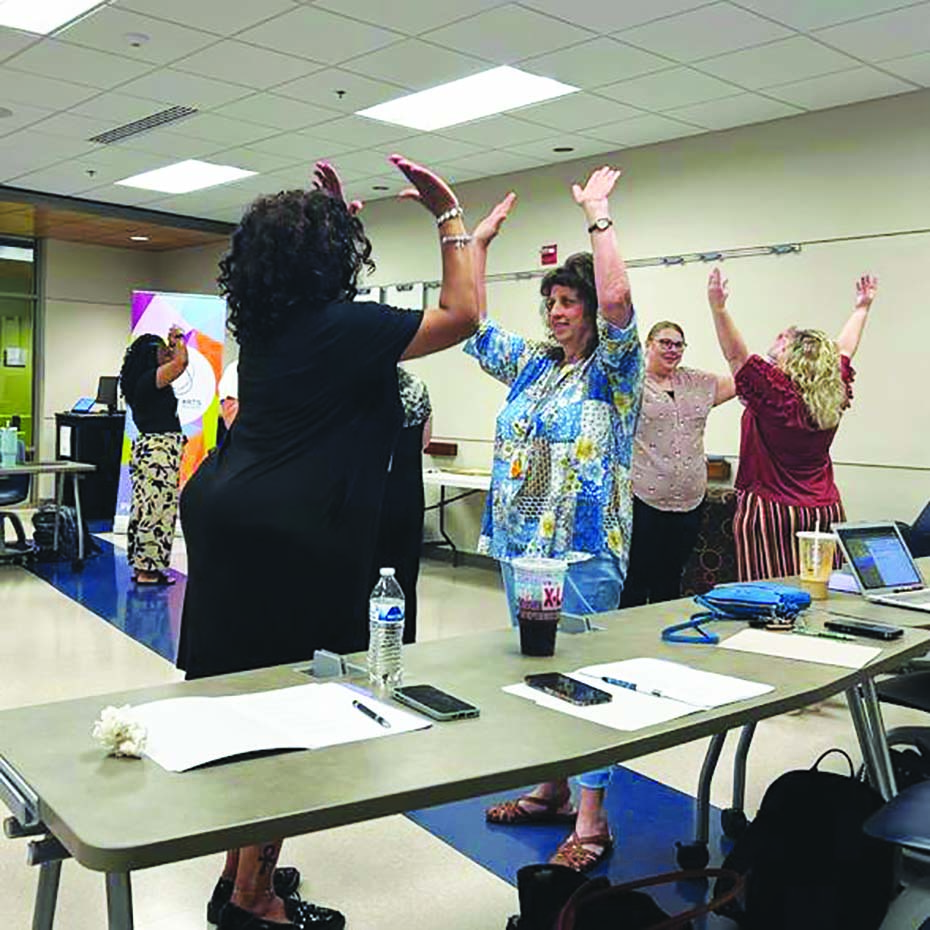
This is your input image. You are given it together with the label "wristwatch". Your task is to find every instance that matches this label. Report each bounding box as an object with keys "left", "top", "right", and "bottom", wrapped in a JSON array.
[{"left": 587, "top": 217, "right": 613, "bottom": 233}]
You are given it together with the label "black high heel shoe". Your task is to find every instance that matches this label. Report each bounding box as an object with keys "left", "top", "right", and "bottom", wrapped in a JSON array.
[
  {"left": 218, "top": 899, "right": 345, "bottom": 930},
  {"left": 207, "top": 867, "right": 302, "bottom": 924}
]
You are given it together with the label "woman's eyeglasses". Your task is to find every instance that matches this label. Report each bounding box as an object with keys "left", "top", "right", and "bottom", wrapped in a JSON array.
[{"left": 655, "top": 338, "right": 686, "bottom": 351}]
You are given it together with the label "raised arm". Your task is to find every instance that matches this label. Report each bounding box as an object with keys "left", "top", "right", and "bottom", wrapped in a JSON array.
[
  {"left": 472, "top": 192, "right": 517, "bottom": 320},
  {"left": 836, "top": 274, "right": 877, "bottom": 359},
  {"left": 572, "top": 167, "right": 632, "bottom": 329},
  {"left": 155, "top": 326, "right": 189, "bottom": 388},
  {"left": 388, "top": 155, "right": 478, "bottom": 360},
  {"left": 707, "top": 268, "right": 749, "bottom": 377}
]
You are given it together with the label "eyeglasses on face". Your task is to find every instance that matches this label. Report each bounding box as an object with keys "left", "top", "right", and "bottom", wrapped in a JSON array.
[{"left": 655, "top": 338, "right": 686, "bottom": 351}]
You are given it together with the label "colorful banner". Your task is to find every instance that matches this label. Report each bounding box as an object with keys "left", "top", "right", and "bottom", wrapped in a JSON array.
[{"left": 113, "top": 291, "right": 226, "bottom": 534}]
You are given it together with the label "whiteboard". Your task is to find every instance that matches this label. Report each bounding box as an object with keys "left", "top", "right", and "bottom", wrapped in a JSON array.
[{"left": 404, "top": 231, "right": 930, "bottom": 469}]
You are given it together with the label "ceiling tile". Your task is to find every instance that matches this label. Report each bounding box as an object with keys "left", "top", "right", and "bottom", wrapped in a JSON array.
[
  {"left": 71, "top": 91, "right": 193, "bottom": 125},
  {"left": 114, "top": 0, "right": 301, "bottom": 37},
  {"left": 436, "top": 147, "right": 548, "bottom": 178},
  {"left": 0, "top": 25, "right": 40, "bottom": 61},
  {"left": 617, "top": 3, "right": 793, "bottom": 62},
  {"left": 518, "top": 0, "right": 711, "bottom": 33},
  {"left": 665, "top": 92, "right": 803, "bottom": 129},
  {"left": 79, "top": 183, "right": 169, "bottom": 207},
  {"left": 0, "top": 68, "right": 98, "bottom": 110},
  {"left": 435, "top": 114, "right": 553, "bottom": 147},
  {"left": 211, "top": 94, "right": 342, "bottom": 131},
  {"left": 697, "top": 37, "right": 862, "bottom": 89},
  {"left": 4, "top": 37, "right": 154, "bottom": 87},
  {"left": 8, "top": 158, "right": 156, "bottom": 196},
  {"left": 344, "top": 172, "right": 410, "bottom": 200},
  {"left": 0, "top": 131, "right": 96, "bottom": 180},
  {"left": 159, "top": 113, "right": 275, "bottom": 147},
  {"left": 814, "top": 5, "right": 930, "bottom": 62},
  {"left": 274, "top": 68, "right": 407, "bottom": 113},
  {"left": 765, "top": 66, "right": 914, "bottom": 109},
  {"left": 26, "top": 111, "right": 123, "bottom": 141},
  {"left": 341, "top": 39, "right": 489, "bottom": 91},
  {"left": 118, "top": 68, "right": 256, "bottom": 108},
  {"left": 0, "top": 102, "right": 56, "bottom": 137},
  {"left": 598, "top": 67, "right": 743, "bottom": 109},
  {"left": 582, "top": 113, "right": 705, "bottom": 147},
  {"left": 311, "top": 0, "right": 506, "bottom": 36},
  {"left": 113, "top": 130, "right": 223, "bottom": 158},
  {"left": 58, "top": 7, "right": 218, "bottom": 64},
  {"left": 514, "top": 93, "right": 644, "bottom": 132},
  {"left": 322, "top": 149, "right": 399, "bottom": 180},
  {"left": 173, "top": 40, "right": 316, "bottom": 88},
  {"left": 313, "top": 115, "right": 414, "bottom": 147},
  {"left": 521, "top": 38, "right": 674, "bottom": 89},
  {"left": 880, "top": 51, "right": 930, "bottom": 87},
  {"left": 237, "top": 7, "right": 403, "bottom": 64},
  {"left": 734, "top": 0, "right": 924, "bottom": 32},
  {"left": 206, "top": 146, "right": 303, "bottom": 174},
  {"left": 423, "top": 5, "right": 594, "bottom": 64},
  {"left": 247, "top": 129, "right": 358, "bottom": 161},
  {"left": 381, "top": 135, "right": 483, "bottom": 164},
  {"left": 503, "top": 133, "right": 616, "bottom": 162}
]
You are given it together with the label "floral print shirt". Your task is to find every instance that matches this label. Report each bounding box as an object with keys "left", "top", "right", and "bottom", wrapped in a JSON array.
[
  {"left": 398, "top": 367, "right": 431, "bottom": 428},
  {"left": 464, "top": 313, "right": 643, "bottom": 565}
]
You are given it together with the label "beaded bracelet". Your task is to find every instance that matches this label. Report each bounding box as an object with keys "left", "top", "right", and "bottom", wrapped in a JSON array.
[
  {"left": 440, "top": 234, "right": 472, "bottom": 249},
  {"left": 435, "top": 205, "right": 463, "bottom": 226}
]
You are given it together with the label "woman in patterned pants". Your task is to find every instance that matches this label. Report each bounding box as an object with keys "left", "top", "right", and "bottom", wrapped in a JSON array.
[{"left": 119, "top": 327, "right": 187, "bottom": 585}]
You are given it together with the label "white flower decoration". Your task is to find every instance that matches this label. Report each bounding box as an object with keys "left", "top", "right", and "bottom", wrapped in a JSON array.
[{"left": 92, "top": 705, "right": 147, "bottom": 758}]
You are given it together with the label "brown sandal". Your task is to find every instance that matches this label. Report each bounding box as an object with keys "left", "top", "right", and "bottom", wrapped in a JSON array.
[
  {"left": 485, "top": 793, "right": 577, "bottom": 825},
  {"left": 549, "top": 830, "right": 614, "bottom": 871}
]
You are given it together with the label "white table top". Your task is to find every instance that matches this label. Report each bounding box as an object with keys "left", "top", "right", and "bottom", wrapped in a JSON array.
[
  {"left": 0, "top": 460, "right": 95, "bottom": 477},
  {"left": 423, "top": 469, "right": 491, "bottom": 491}
]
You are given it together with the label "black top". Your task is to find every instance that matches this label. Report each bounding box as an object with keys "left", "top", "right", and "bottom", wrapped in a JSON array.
[
  {"left": 129, "top": 368, "right": 182, "bottom": 434},
  {"left": 177, "top": 300, "right": 422, "bottom": 679}
]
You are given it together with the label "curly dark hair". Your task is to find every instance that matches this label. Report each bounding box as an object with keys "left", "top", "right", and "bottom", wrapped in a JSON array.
[
  {"left": 219, "top": 189, "right": 375, "bottom": 346},
  {"left": 539, "top": 252, "right": 598, "bottom": 360},
  {"left": 119, "top": 333, "right": 164, "bottom": 411}
]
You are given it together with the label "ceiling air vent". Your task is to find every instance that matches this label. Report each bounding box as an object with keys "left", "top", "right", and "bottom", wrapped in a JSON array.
[{"left": 88, "top": 105, "right": 199, "bottom": 145}]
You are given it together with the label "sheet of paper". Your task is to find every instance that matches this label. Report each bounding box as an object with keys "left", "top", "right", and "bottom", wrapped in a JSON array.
[
  {"left": 502, "top": 683, "right": 696, "bottom": 731},
  {"left": 574, "top": 658, "right": 773, "bottom": 709},
  {"left": 718, "top": 628, "right": 881, "bottom": 669},
  {"left": 58, "top": 425, "right": 71, "bottom": 458},
  {"left": 133, "top": 683, "right": 430, "bottom": 772}
]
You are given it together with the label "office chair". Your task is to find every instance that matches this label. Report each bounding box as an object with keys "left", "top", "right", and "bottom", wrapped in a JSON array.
[{"left": 0, "top": 439, "right": 34, "bottom": 562}]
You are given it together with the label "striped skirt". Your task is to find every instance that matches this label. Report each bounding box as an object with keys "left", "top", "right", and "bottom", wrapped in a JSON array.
[{"left": 733, "top": 489, "right": 845, "bottom": 582}]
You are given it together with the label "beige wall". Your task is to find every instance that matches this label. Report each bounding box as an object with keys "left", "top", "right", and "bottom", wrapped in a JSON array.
[{"left": 37, "top": 88, "right": 930, "bottom": 546}]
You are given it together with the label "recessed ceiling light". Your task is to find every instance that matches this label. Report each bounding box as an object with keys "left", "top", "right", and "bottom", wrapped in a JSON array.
[
  {"left": 372, "top": 185, "right": 389, "bottom": 191},
  {"left": 115, "top": 159, "right": 257, "bottom": 194},
  {"left": 129, "top": 236, "right": 150, "bottom": 242},
  {"left": 553, "top": 146, "right": 574, "bottom": 153},
  {"left": 0, "top": 0, "right": 106, "bottom": 35},
  {"left": 357, "top": 66, "right": 578, "bottom": 132}
]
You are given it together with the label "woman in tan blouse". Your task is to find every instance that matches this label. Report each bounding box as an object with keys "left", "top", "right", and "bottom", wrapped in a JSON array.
[{"left": 620, "top": 320, "right": 734, "bottom": 606}]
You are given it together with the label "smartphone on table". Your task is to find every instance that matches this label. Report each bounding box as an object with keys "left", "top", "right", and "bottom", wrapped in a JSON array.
[
  {"left": 392, "top": 684, "right": 480, "bottom": 720},
  {"left": 824, "top": 618, "right": 904, "bottom": 640},
  {"left": 524, "top": 673, "right": 612, "bottom": 706}
]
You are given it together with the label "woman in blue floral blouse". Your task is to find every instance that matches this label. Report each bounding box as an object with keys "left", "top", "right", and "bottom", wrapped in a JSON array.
[{"left": 468, "top": 168, "right": 643, "bottom": 871}]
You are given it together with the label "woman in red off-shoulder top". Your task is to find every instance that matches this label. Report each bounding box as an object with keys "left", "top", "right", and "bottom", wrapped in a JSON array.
[{"left": 706, "top": 268, "right": 878, "bottom": 581}]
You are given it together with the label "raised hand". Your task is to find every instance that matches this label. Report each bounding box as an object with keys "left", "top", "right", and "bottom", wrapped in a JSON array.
[
  {"left": 389, "top": 154, "right": 458, "bottom": 219},
  {"left": 855, "top": 274, "right": 878, "bottom": 311},
  {"left": 312, "top": 160, "right": 363, "bottom": 215},
  {"left": 571, "top": 166, "right": 621, "bottom": 216},
  {"left": 473, "top": 192, "right": 517, "bottom": 248},
  {"left": 707, "top": 267, "right": 729, "bottom": 311}
]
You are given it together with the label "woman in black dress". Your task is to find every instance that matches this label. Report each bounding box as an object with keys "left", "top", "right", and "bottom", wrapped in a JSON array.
[{"left": 177, "top": 156, "right": 476, "bottom": 930}]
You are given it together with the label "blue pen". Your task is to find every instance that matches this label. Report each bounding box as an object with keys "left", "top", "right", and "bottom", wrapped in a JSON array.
[
  {"left": 352, "top": 699, "right": 391, "bottom": 728},
  {"left": 600, "top": 676, "right": 668, "bottom": 700}
]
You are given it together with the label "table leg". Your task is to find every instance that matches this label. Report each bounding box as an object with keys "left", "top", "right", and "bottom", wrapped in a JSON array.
[
  {"left": 694, "top": 731, "right": 726, "bottom": 844},
  {"left": 52, "top": 474, "right": 63, "bottom": 554},
  {"left": 731, "top": 722, "right": 756, "bottom": 812},
  {"left": 32, "top": 860, "right": 61, "bottom": 930},
  {"left": 847, "top": 683, "right": 896, "bottom": 801},
  {"left": 71, "top": 473, "right": 84, "bottom": 564},
  {"left": 105, "top": 872, "right": 134, "bottom": 930},
  {"left": 860, "top": 677, "right": 897, "bottom": 799},
  {"left": 436, "top": 487, "right": 458, "bottom": 567}
]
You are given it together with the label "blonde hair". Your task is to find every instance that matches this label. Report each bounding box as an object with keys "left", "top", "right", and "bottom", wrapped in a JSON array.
[{"left": 780, "top": 329, "right": 847, "bottom": 430}]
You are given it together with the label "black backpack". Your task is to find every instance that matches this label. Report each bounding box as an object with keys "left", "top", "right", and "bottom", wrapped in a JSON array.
[
  {"left": 715, "top": 749, "right": 896, "bottom": 930},
  {"left": 32, "top": 502, "right": 96, "bottom": 561}
]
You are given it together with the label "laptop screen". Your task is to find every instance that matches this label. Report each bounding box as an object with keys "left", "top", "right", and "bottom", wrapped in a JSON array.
[
  {"left": 835, "top": 524, "right": 923, "bottom": 591},
  {"left": 71, "top": 397, "right": 95, "bottom": 412}
]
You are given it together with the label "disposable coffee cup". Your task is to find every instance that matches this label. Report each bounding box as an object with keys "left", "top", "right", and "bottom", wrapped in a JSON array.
[
  {"left": 796, "top": 531, "right": 836, "bottom": 600},
  {"left": 511, "top": 557, "right": 567, "bottom": 657}
]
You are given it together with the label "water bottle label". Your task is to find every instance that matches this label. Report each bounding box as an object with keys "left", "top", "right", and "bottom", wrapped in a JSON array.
[{"left": 378, "top": 605, "right": 404, "bottom": 622}]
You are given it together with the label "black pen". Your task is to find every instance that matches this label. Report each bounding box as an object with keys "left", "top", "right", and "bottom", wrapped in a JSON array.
[{"left": 352, "top": 699, "right": 391, "bottom": 728}]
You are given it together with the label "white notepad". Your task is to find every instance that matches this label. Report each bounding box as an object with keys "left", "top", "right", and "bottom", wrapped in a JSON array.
[
  {"left": 132, "top": 682, "right": 430, "bottom": 772},
  {"left": 503, "top": 658, "right": 772, "bottom": 732},
  {"left": 718, "top": 628, "right": 881, "bottom": 669}
]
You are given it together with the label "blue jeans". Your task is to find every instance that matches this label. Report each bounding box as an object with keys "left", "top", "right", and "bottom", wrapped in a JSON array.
[{"left": 500, "top": 553, "right": 623, "bottom": 793}]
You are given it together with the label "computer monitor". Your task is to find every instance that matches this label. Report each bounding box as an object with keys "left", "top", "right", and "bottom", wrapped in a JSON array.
[{"left": 95, "top": 376, "right": 119, "bottom": 414}]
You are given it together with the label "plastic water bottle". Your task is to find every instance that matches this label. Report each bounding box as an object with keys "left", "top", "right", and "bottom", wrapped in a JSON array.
[{"left": 368, "top": 567, "right": 405, "bottom": 689}]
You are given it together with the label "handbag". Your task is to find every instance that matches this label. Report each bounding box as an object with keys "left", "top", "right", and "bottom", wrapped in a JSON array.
[{"left": 662, "top": 582, "right": 811, "bottom": 644}]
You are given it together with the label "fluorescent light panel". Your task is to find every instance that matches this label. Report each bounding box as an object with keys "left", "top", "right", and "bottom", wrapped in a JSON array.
[
  {"left": 115, "top": 159, "right": 257, "bottom": 194},
  {"left": 357, "top": 66, "right": 578, "bottom": 131},
  {"left": 0, "top": 0, "right": 106, "bottom": 34}
]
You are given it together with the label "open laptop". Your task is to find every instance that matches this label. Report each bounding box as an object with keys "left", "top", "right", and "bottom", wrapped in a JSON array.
[{"left": 833, "top": 521, "right": 930, "bottom": 613}]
